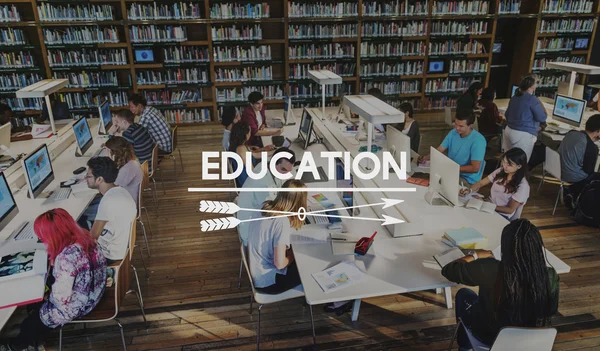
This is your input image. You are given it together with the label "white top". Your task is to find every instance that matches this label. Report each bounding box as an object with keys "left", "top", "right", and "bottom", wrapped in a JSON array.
[
  {"left": 488, "top": 168, "right": 530, "bottom": 218},
  {"left": 115, "top": 160, "right": 143, "bottom": 208},
  {"left": 308, "top": 69, "right": 343, "bottom": 85},
  {"left": 344, "top": 95, "right": 405, "bottom": 125},
  {"left": 96, "top": 187, "right": 137, "bottom": 260},
  {"left": 256, "top": 110, "right": 263, "bottom": 129},
  {"left": 546, "top": 62, "right": 600, "bottom": 75},
  {"left": 247, "top": 216, "right": 291, "bottom": 288}
]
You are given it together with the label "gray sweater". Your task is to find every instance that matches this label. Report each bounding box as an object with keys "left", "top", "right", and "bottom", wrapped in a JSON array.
[{"left": 558, "top": 131, "right": 599, "bottom": 183}]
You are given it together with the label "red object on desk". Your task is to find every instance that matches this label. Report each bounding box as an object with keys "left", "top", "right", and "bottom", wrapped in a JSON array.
[{"left": 355, "top": 231, "right": 377, "bottom": 256}]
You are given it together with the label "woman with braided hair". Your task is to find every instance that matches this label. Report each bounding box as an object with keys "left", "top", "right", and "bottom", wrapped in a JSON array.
[{"left": 442, "top": 219, "right": 559, "bottom": 350}]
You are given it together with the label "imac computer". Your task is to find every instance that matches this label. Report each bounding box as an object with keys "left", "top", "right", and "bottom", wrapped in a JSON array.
[
  {"left": 0, "top": 172, "right": 18, "bottom": 231},
  {"left": 22, "top": 144, "right": 55, "bottom": 199},
  {"left": 97, "top": 101, "right": 112, "bottom": 134},
  {"left": 386, "top": 125, "right": 412, "bottom": 174},
  {"left": 553, "top": 94, "right": 586, "bottom": 128},
  {"left": 425, "top": 146, "right": 460, "bottom": 207},
  {"left": 73, "top": 117, "right": 93, "bottom": 157},
  {"left": 298, "top": 108, "right": 314, "bottom": 150},
  {"left": 0, "top": 122, "right": 17, "bottom": 161}
]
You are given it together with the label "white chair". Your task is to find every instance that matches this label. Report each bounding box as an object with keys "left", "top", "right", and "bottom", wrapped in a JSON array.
[
  {"left": 537, "top": 147, "right": 570, "bottom": 215},
  {"left": 240, "top": 245, "right": 316, "bottom": 350}
]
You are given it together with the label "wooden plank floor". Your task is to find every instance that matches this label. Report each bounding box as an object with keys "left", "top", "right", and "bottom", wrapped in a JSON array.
[{"left": 2, "top": 124, "right": 600, "bottom": 351}]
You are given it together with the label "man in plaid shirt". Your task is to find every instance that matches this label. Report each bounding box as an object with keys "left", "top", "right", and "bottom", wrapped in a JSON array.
[{"left": 128, "top": 94, "right": 172, "bottom": 153}]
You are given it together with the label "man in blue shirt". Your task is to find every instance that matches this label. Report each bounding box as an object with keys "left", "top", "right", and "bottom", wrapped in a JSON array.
[{"left": 420, "top": 112, "right": 487, "bottom": 184}]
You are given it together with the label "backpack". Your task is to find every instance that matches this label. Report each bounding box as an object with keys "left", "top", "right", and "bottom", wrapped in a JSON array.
[{"left": 572, "top": 180, "right": 600, "bottom": 227}]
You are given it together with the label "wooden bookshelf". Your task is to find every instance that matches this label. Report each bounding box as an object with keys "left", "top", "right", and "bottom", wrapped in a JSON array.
[{"left": 0, "top": 0, "right": 599, "bottom": 125}]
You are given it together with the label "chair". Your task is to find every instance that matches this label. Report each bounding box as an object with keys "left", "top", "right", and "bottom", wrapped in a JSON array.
[
  {"left": 149, "top": 144, "right": 165, "bottom": 195},
  {"left": 160, "top": 126, "right": 184, "bottom": 183},
  {"left": 537, "top": 147, "right": 570, "bottom": 215},
  {"left": 137, "top": 162, "right": 153, "bottom": 258},
  {"left": 142, "top": 157, "right": 159, "bottom": 213},
  {"left": 240, "top": 245, "right": 315, "bottom": 350}
]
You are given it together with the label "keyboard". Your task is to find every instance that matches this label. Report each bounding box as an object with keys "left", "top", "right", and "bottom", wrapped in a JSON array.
[
  {"left": 12, "top": 221, "right": 35, "bottom": 241},
  {"left": 307, "top": 205, "right": 330, "bottom": 224},
  {"left": 46, "top": 187, "right": 72, "bottom": 202}
]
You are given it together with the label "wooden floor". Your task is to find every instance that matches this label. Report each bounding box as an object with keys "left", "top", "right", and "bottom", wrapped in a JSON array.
[{"left": 3, "top": 123, "right": 600, "bottom": 351}]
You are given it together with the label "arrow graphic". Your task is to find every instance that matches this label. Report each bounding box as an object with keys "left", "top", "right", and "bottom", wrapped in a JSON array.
[
  {"left": 307, "top": 198, "right": 404, "bottom": 214},
  {"left": 199, "top": 200, "right": 295, "bottom": 215},
  {"left": 200, "top": 217, "right": 240, "bottom": 232}
]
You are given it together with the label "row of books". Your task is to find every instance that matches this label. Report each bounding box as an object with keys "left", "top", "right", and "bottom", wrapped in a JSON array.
[
  {"left": 57, "top": 91, "right": 128, "bottom": 109},
  {"left": 288, "top": 24, "right": 358, "bottom": 39},
  {"left": 425, "top": 77, "right": 477, "bottom": 93},
  {"left": 498, "top": 0, "right": 520, "bottom": 14},
  {"left": 536, "top": 38, "right": 575, "bottom": 52},
  {"left": 215, "top": 66, "right": 273, "bottom": 82},
  {"left": 426, "top": 96, "right": 457, "bottom": 110},
  {"left": 164, "top": 108, "right": 212, "bottom": 124},
  {"left": 37, "top": 4, "right": 114, "bottom": 22},
  {"left": 429, "top": 40, "right": 486, "bottom": 55},
  {"left": 542, "top": 0, "right": 593, "bottom": 13},
  {"left": 288, "top": 2, "right": 358, "bottom": 18},
  {"left": 533, "top": 56, "right": 585, "bottom": 70},
  {"left": 0, "top": 5, "right": 20, "bottom": 22},
  {"left": 360, "top": 42, "right": 426, "bottom": 57},
  {"left": 128, "top": 2, "right": 202, "bottom": 20},
  {"left": 216, "top": 86, "right": 284, "bottom": 102},
  {"left": 43, "top": 27, "right": 120, "bottom": 45},
  {"left": 0, "top": 51, "right": 35, "bottom": 68},
  {"left": 431, "top": 1, "right": 489, "bottom": 15},
  {"left": 362, "top": 1, "right": 429, "bottom": 16},
  {"left": 289, "top": 43, "right": 355, "bottom": 59},
  {"left": 0, "top": 28, "right": 27, "bottom": 46},
  {"left": 361, "top": 21, "right": 427, "bottom": 38},
  {"left": 130, "top": 25, "right": 187, "bottom": 43},
  {"left": 10, "top": 116, "right": 36, "bottom": 128},
  {"left": 136, "top": 69, "right": 208, "bottom": 85},
  {"left": 290, "top": 63, "right": 356, "bottom": 78},
  {"left": 360, "top": 61, "right": 424, "bottom": 76},
  {"left": 387, "top": 98, "right": 421, "bottom": 110},
  {"left": 290, "top": 83, "right": 351, "bottom": 98},
  {"left": 143, "top": 89, "right": 203, "bottom": 104},
  {"left": 430, "top": 21, "right": 488, "bottom": 36},
  {"left": 5, "top": 97, "right": 42, "bottom": 111},
  {"left": 48, "top": 48, "right": 127, "bottom": 67},
  {"left": 360, "top": 81, "right": 421, "bottom": 94},
  {"left": 0, "top": 73, "right": 42, "bottom": 91},
  {"left": 210, "top": 3, "right": 269, "bottom": 19},
  {"left": 53, "top": 71, "right": 120, "bottom": 88},
  {"left": 539, "top": 18, "right": 594, "bottom": 33},
  {"left": 538, "top": 75, "right": 569, "bottom": 87},
  {"left": 213, "top": 45, "right": 271, "bottom": 62},
  {"left": 212, "top": 24, "right": 262, "bottom": 41},
  {"left": 165, "top": 47, "right": 210, "bottom": 63},
  {"left": 449, "top": 59, "right": 488, "bottom": 73}
]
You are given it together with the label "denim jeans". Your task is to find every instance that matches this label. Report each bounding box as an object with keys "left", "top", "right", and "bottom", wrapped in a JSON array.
[{"left": 455, "top": 288, "right": 479, "bottom": 349}]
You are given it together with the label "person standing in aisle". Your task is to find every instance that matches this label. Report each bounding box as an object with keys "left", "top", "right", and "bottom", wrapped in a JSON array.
[
  {"left": 503, "top": 74, "right": 548, "bottom": 161},
  {"left": 241, "top": 91, "right": 282, "bottom": 148},
  {"left": 128, "top": 93, "right": 172, "bottom": 154}
]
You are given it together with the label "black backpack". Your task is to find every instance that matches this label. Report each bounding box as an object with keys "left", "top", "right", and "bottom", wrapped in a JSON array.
[{"left": 572, "top": 180, "right": 600, "bottom": 227}]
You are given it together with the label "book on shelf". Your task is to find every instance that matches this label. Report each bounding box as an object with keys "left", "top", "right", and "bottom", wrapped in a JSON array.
[
  {"left": 498, "top": 0, "right": 520, "bottom": 14},
  {"left": 215, "top": 66, "right": 273, "bottom": 82},
  {"left": 426, "top": 96, "right": 457, "bottom": 110},
  {"left": 360, "top": 81, "right": 421, "bottom": 95},
  {"left": 0, "top": 28, "right": 27, "bottom": 46},
  {"left": 428, "top": 40, "right": 486, "bottom": 55},
  {"left": 57, "top": 91, "right": 128, "bottom": 109},
  {"left": 426, "top": 77, "right": 478, "bottom": 93},
  {"left": 212, "top": 24, "right": 262, "bottom": 41},
  {"left": 448, "top": 59, "right": 488, "bottom": 74},
  {"left": 129, "top": 2, "right": 202, "bottom": 20},
  {"left": 213, "top": 45, "right": 271, "bottom": 62},
  {"left": 542, "top": 0, "right": 593, "bottom": 14},
  {"left": 52, "top": 71, "right": 119, "bottom": 88},
  {"left": 48, "top": 48, "right": 128, "bottom": 67},
  {"left": 142, "top": 89, "right": 203, "bottom": 105},
  {"left": 217, "top": 86, "right": 284, "bottom": 102},
  {"left": 539, "top": 19, "right": 594, "bottom": 34},
  {"left": 288, "top": 2, "right": 358, "bottom": 18},
  {"left": 0, "top": 73, "right": 43, "bottom": 91},
  {"left": 288, "top": 24, "right": 358, "bottom": 39},
  {"left": 362, "top": 21, "right": 427, "bottom": 38},
  {"left": 0, "top": 51, "right": 35, "bottom": 68},
  {"left": 6, "top": 97, "right": 43, "bottom": 111},
  {"left": 38, "top": 3, "right": 114, "bottom": 22},
  {"left": 360, "top": 41, "right": 426, "bottom": 57},
  {"left": 362, "top": 0, "right": 429, "bottom": 16},
  {"left": 130, "top": 25, "right": 187, "bottom": 43},
  {"left": 533, "top": 56, "right": 585, "bottom": 71},
  {"left": 0, "top": 249, "right": 48, "bottom": 309},
  {"left": 290, "top": 82, "right": 351, "bottom": 99},
  {"left": 289, "top": 43, "right": 355, "bottom": 59},
  {"left": 431, "top": 0, "right": 489, "bottom": 15},
  {"left": 360, "top": 61, "right": 424, "bottom": 77},
  {"left": 430, "top": 21, "right": 488, "bottom": 36},
  {"left": 0, "top": 5, "right": 20, "bottom": 23},
  {"left": 165, "top": 46, "right": 209, "bottom": 64},
  {"left": 43, "top": 27, "right": 120, "bottom": 45},
  {"left": 290, "top": 63, "right": 356, "bottom": 79},
  {"left": 536, "top": 38, "right": 575, "bottom": 52},
  {"left": 136, "top": 68, "right": 208, "bottom": 85},
  {"left": 211, "top": 2, "right": 269, "bottom": 19},
  {"left": 163, "top": 108, "right": 211, "bottom": 124},
  {"left": 442, "top": 227, "right": 487, "bottom": 249}
]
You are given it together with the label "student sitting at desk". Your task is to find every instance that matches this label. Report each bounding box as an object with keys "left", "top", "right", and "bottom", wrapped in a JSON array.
[
  {"left": 128, "top": 93, "right": 172, "bottom": 154},
  {"left": 559, "top": 114, "right": 600, "bottom": 205},
  {"left": 241, "top": 91, "right": 282, "bottom": 147},
  {"left": 456, "top": 81, "right": 484, "bottom": 118},
  {"left": 442, "top": 219, "right": 559, "bottom": 350},
  {"left": 104, "top": 136, "right": 143, "bottom": 207},
  {"left": 476, "top": 87, "right": 503, "bottom": 139},
  {"left": 238, "top": 148, "right": 296, "bottom": 246},
  {"left": 461, "top": 148, "right": 530, "bottom": 220},
  {"left": 113, "top": 109, "right": 156, "bottom": 170},
  {"left": 37, "top": 94, "right": 71, "bottom": 123},
  {"left": 396, "top": 102, "right": 420, "bottom": 153},
  {"left": 221, "top": 105, "right": 241, "bottom": 150},
  {"left": 229, "top": 122, "right": 275, "bottom": 187},
  {"left": 248, "top": 179, "right": 306, "bottom": 294},
  {"left": 1, "top": 209, "right": 106, "bottom": 351},
  {"left": 503, "top": 74, "right": 547, "bottom": 161},
  {"left": 85, "top": 157, "right": 137, "bottom": 264},
  {"left": 419, "top": 112, "right": 487, "bottom": 185}
]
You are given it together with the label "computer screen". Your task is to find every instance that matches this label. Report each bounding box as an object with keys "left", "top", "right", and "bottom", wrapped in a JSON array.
[
  {"left": 23, "top": 144, "right": 54, "bottom": 198},
  {"left": 134, "top": 49, "right": 154, "bottom": 63},
  {"left": 575, "top": 38, "right": 589, "bottom": 50},
  {"left": 299, "top": 108, "right": 314, "bottom": 149},
  {"left": 0, "top": 172, "right": 18, "bottom": 231},
  {"left": 511, "top": 85, "right": 519, "bottom": 97},
  {"left": 493, "top": 43, "right": 502, "bottom": 53},
  {"left": 99, "top": 101, "right": 112, "bottom": 132},
  {"left": 73, "top": 117, "right": 92, "bottom": 155},
  {"left": 553, "top": 94, "right": 586, "bottom": 127},
  {"left": 428, "top": 60, "right": 444, "bottom": 73},
  {"left": 386, "top": 125, "right": 411, "bottom": 173}
]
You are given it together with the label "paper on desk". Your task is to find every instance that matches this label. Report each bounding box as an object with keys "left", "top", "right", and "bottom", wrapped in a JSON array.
[
  {"left": 292, "top": 232, "right": 329, "bottom": 244},
  {"left": 312, "top": 261, "right": 365, "bottom": 293},
  {"left": 70, "top": 181, "right": 96, "bottom": 197},
  {"left": 31, "top": 124, "right": 52, "bottom": 139}
]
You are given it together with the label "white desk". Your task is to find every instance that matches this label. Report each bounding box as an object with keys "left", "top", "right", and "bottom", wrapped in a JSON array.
[
  {"left": 545, "top": 62, "right": 600, "bottom": 97},
  {"left": 0, "top": 120, "right": 104, "bottom": 332},
  {"left": 16, "top": 79, "right": 69, "bottom": 136},
  {"left": 266, "top": 107, "right": 570, "bottom": 323}
]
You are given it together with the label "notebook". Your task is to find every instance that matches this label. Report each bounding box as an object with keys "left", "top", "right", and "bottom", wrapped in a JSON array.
[
  {"left": 433, "top": 247, "right": 465, "bottom": 269},
  {"left": 0, "top": 249, "right": 48, "bottom": 309},
  {"left": 442, "top": 228, "right": 487, "bottom": 249},
  {"left": 464, "top": 198, "right": 496, "bottom": 214}
]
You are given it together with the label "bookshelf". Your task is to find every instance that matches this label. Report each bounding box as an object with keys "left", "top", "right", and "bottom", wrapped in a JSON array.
[{"left": 0, "top": 0, "right": 598, "bottom": 126}]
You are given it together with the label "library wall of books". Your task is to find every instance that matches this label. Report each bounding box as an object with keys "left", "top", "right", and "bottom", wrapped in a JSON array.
[{"left": 0, "top": 0, "right": 598, "bottom": 126}]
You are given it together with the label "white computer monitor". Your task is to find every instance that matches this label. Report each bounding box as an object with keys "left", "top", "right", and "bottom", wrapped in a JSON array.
[
  {"left": 22, "top": 144, "right": 54, "bottom": 199},
  {"left": 298, "top": 108, "right": 314, "bottom": 150},
  {"left": 73, "top": 117, "right": 93, "bottom": 156},
  {"left": 0, "top": 172, "right": 18, "bottom": 231},
  {"left": 553, "top": 94, "right": 586, "bottom": 128},
  {"left": 98, "top": 101, "right": 112, "bottom": 134},
  {"left": 0, "top": 122, "right": 11, "bottom": 150},
  {"left": 428, "top": 147, "right": 460, "bottom": 207},
  {"left": 386, "top": 125, "right": 411, "bottom": 173}
]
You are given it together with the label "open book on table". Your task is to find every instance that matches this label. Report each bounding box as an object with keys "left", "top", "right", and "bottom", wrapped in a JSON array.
[{"left": 465, "top": 197, "right": 496, "bottom": 214}]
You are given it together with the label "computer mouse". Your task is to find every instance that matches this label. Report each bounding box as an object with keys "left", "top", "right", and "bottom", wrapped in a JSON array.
[
  {"left": 63, "top": 179, "right": 77, "bottom": 187},
  {"left": 73, "top": 166, "right": 86, "bottom": 175}
]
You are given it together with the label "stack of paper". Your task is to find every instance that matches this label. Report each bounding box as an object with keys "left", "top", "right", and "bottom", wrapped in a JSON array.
[
  {"left": 0, "top": 249, "right": 48, "bottom": 309},
  {"left": 312, "top": 261, "right": 365, "bottom": 293},
  {"left": 442, "top": 227, "right": 487, "bottom": 249}
]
